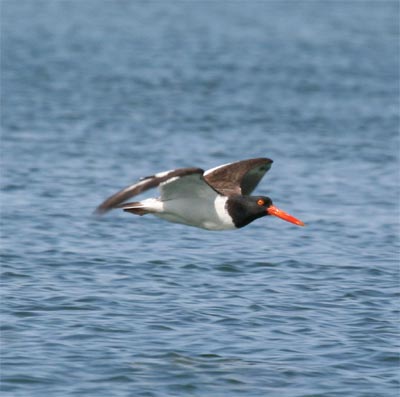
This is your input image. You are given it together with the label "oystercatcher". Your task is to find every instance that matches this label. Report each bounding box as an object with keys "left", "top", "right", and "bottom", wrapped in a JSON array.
[{"left": 95, "top": 158, "right": 304, "bottom": 230}]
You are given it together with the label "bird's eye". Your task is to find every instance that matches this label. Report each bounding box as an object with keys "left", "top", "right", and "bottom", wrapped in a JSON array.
[{"left": 257, "top": 199, "right": 265, "bottom": 206}]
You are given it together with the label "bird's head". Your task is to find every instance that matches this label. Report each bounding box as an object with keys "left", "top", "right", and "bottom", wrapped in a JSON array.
[{"left": 228, "top": 195, "right": 305, "bottom": 228}]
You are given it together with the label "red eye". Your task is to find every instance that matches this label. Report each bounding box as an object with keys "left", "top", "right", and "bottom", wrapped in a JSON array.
[{"left": 257, "top": 199, "right": 265, "bottom": 206}]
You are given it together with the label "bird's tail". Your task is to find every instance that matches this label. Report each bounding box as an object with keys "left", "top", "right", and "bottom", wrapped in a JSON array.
[{"left": 117, "top": 201, "right": 156, "bottom": 216}]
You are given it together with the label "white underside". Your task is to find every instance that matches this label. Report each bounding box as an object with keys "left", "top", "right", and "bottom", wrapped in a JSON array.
[{"left": 129, "top": 196, "right": 236, "bottom": 230}]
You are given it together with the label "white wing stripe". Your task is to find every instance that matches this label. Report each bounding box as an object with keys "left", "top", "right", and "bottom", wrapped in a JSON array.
[
  {"left": 204, "top": 162, "right": 232, "bottom": 176},
  {"left": 154, "top": 170, "right": 174, "bottom": 178}
]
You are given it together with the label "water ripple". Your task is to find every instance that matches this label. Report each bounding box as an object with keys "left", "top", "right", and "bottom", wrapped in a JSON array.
[{"left": 2, "top": 1, "right": 398, "bottom": 396}]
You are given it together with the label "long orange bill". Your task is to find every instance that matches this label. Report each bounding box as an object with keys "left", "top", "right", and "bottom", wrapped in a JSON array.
[{"left": 267, "top": 205, "right": 305, "bottom": 226}]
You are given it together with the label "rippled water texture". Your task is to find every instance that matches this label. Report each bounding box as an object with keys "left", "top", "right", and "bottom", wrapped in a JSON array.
[{"left": 1, "top": 1, "right": 399, "bottom": 396}]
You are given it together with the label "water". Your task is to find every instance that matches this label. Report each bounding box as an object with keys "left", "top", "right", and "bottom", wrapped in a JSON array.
[{"left": 1, "top": 1, "right": 399, "bottom": 396}]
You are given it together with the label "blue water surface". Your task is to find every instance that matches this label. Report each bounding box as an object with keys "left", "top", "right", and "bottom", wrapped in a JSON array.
[{"left": 1, "top": 1, "right": 399, "bottom": 396}]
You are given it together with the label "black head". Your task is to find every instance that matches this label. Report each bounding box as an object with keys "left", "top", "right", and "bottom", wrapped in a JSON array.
[
  {"left": 227, "top": 195, "right": 305, "bottom": 229},
  {"left": 226, "top": 196, "right": 273, "bottom": 228}
]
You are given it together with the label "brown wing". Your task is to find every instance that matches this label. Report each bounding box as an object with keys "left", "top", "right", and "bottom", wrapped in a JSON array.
[
  {"left": 204, "top": 158, "right": 273, "bottom": 196},
  {"left": 94, "top": 167, "right": 204, "bottom": 215}
]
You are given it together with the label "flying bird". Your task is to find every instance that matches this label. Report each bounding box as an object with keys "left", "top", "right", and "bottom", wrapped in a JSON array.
[{"left": 95, "top": 158, "right": 304, "bottom": 230}]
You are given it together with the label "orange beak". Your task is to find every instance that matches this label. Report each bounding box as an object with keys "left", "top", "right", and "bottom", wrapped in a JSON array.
[{"left": 267, "top": 205, "right": 305, "bottom": 226}]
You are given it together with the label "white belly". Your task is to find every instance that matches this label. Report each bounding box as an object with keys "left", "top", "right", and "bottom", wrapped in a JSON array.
[{"left": 156, "top": 196, "right": 236, "bottom": 230}]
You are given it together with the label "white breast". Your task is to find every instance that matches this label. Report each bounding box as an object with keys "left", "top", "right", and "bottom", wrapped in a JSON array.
[
  {"left": 208, "top": 195, "right": 235, "bottom": 230},
  {"left": 155, "top": 196, "right": 235, "bottom": 231}
]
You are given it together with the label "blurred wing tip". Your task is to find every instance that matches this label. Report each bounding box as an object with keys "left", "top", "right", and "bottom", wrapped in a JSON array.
[{"left": 93, "top": 206, "right": 108, "bottom": 216}]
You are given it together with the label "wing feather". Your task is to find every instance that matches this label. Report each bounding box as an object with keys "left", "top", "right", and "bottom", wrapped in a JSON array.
[
  {"left": 159, "top": 172, "right": 220, "bottom": 201},
  {"left": 204, "top": 158, "right": 273, "bottom": 196},
  {"left": 94, "top": 167, "right": 204, "bottom": 215}
]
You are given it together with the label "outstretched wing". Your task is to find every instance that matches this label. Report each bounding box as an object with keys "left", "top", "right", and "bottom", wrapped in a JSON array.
[
  {"left": 159, "top": 171, "right": 220, "bottom": 201},
  {"left": 94, "top": 167, "right": 205, "bottom": 215},
  {"left": 204, "top": 157, "right": 273, "bottom": 196}
]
